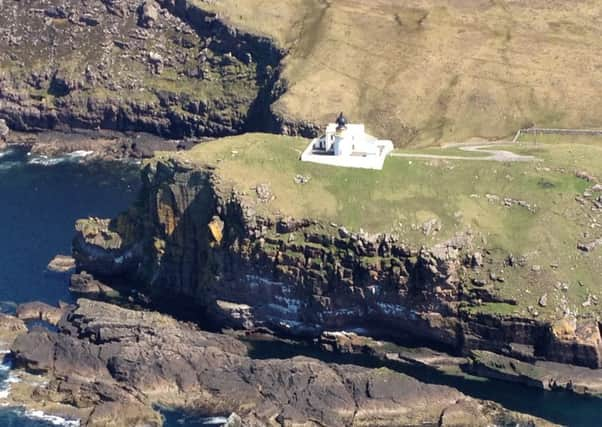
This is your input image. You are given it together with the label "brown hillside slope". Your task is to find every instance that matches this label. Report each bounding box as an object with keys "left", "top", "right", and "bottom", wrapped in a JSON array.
[{"left": 196, "top": 0, "right": 602, "bottom": 146}]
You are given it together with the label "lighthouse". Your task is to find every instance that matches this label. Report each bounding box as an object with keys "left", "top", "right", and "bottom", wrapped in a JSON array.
[{"left": 300, "top": 113, "right": 394, "bottom": 170}]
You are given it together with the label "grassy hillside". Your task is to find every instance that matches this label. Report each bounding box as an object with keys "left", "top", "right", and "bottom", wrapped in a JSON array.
[
  {"left": 0, "top": 0, "right": 265, "bottom": 136},
  {"left": 164, "top": 132, "right": 602, "bottom": 321},
  {"left": 194, "top": 0, "right": 602, "bottom": 146}
]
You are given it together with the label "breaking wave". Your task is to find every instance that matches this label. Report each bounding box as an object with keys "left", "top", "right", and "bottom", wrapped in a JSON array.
[
  {"left": 0, "top": 349, "right": 80, "bottom": 426},
  {"left": 0, "top": 149, "right": 15, "bottom": 159},
  {"left": 0, "top": 161, "right": 21, "bottom": 171},
  {"left": 0, "top": 352, "right": 15, "bottom": 403},
  {"left": 21, "top": 409, "right": 80, "bottom": 426},
  {"left": 27, "top": 150, "right": 95, "bottom": 166},
  {"left": 200, "top": 417, "right": 229, "bottom": 425}
]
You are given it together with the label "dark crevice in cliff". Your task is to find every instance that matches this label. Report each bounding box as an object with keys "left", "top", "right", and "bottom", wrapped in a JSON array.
[{"left": 157, "top": 0, "right": 288, "bottom": 137}]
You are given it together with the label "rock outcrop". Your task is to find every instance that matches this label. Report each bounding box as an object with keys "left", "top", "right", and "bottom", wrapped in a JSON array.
[
  {"left": 6, "top": 129, "right": 188, "bottom": 161},
  {"left": 69, "top": 271, "right": 119, "bottom": 298},
  {"left": 0, "top": 0, "right": 309, "bottom": 142},
  {"left": 0, "top": 119, "right": 9, "bottom": 140},
  {"left": 0, "top": 118, "right": 8, "bottom": 150},
  {"left": 47, "top": 255, "right": 76, "bottom": 273},
  {"left": 72, "top": 158, "right": 602, "bottom": 370},
  {"left": 8, "top": 299, "right": 552, "bottom": 427},
  {"left": 0, "top": 313, "right": 27, "bottom": 346},
  {"left": 15, "top": 301, "right": 70, "bottom": 326},
  {"left": 467, "top": 350, "right": 602, "bottom": 397}
]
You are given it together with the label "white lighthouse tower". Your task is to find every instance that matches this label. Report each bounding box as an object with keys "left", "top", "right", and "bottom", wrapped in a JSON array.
[{"left": 301, "top": 113, "right": 394, "bottom": 170}]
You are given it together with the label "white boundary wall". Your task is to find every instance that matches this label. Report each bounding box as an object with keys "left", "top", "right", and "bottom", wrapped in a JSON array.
[{"left": 300, "top": 138, "right": 394, "bottom": 170}]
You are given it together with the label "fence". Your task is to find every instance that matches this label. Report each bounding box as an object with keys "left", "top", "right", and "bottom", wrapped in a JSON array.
[{"left": 512, "top": 127, "right": 602, "bottom": 143}]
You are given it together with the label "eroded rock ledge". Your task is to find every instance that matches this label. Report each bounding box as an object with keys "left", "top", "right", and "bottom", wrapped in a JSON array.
[{"left": 5, "top": 299, "right": 550, "bottom": 427}]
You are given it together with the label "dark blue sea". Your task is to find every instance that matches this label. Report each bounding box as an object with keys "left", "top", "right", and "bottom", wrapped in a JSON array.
[{"left": 0, "top": 146, "right": 600, "bottom": 426}]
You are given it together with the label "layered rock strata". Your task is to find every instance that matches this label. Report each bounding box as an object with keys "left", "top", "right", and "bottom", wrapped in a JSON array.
[
  {"left": 6, "top": 299, "right": 551, "bottom": 427},
  {"left": 72, "top": 159, "right": 602, "bottom": 370}
]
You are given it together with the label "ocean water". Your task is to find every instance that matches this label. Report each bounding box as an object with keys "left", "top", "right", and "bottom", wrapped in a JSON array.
[
  {"left": 0, "top": 146, "right": 601, "bottom": 426},
  {"left": 0, "top": 148, "right": 139, "bottom": 306},
  {"left": 0, "top": 148, "right": 139, "bottom": 426}
]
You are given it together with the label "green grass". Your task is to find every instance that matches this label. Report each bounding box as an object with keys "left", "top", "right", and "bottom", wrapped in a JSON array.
[
  {"left": 517, "top": 133, "right": 602, "bottom": 147},
  {"left": 393, "top": 147, "right": 487, "bottom": 157},
  {"left": 162, "top": 133, "right": 602, "bottom": 320},
  {"left": 194, "top": 0, "right": 602, "bottom": 146},
  {"left": 0, "top": 3, "right": 259, "bottom": 131}
]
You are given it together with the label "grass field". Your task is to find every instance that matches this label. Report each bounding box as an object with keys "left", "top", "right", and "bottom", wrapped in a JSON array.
[
  {"left": 192, "top": 0, "right": 602, "bottom": 146},
  {"left": 517, "top": 132, "right": 602, "bottom": 147},
  {"left": 163, "top": 133, "right": 602, "bottom": 319}
]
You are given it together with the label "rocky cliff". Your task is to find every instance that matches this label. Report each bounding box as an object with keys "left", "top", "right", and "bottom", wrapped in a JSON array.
[
  {"left": 6, "top": 1, "right": 601, "bottom": 147},
  {"left": 72, "top": 156, "right": 602, "bottom": 370},
  {"left": 4, "top": 299, "right": 553, "bottom": 427},
  {"left": 0, "top": 0, "right": 314, "bottom": 141}
]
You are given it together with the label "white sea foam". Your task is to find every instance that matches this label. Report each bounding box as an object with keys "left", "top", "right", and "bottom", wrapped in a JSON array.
[
  {"left": 5, "top": 375, "right": 21, "bottom": 384},
  {"left": 0, "top": 161, "right": 20, "bottom": 171},
  {"left": 201, "top": 416, "right": 228, "bottom": 425},
  {"left": 27, "top": 155, "right": 65, "bottom": 166},
  {"left": 0, "top": 149, "right": 14, "bottom": 159},
  {"left": 23, "top": 409, "right": 80, "bottom": 426},
  {"left": 67, "top": 150, "right": 94, "bottom": 158},
  {"left": 27, "top": 150, "right": 95, "bottom": 166},
  {"left": 0, "top": 363, "right": 19, "bottom": 401}
]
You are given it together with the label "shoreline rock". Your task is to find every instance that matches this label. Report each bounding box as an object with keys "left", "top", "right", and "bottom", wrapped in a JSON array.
[
  {"left": 47, "top": 255, "right": 76, "bottom": 273},
  {"left": 69, "top": 271, "right": 120, "bottom": 298},
  {"left": 467, "top": 350, "right": 602, "bottom": 397},
  {"left": 0, "top": 119, "right": 8, "bottom": 151},
  {"left": 15, "top": 301, "right": 70, "bottom": 326},
  {"left": 6, "top": 129, "right": 191, "bottom": 162},
  {"left": 0, "top": 313, "right": 27, "bottom": 346},
  {"left": 0, "top": 119, "right": 9, "bottom": 139},
  {"left": 8, "top": 299, "right": 553, "bottom": 427}
]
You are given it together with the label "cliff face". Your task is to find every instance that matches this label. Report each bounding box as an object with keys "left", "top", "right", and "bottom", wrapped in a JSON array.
[
  {"left": 73, "top": 158, "right": 602, "bottom": 370},
  {"left": 0, "top": 0, "right": 315, "bottom": 139}
]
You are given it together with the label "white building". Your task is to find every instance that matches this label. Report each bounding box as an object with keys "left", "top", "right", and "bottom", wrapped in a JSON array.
[{"left": 300, "top": 113, "right": 393, "bottom": 170}]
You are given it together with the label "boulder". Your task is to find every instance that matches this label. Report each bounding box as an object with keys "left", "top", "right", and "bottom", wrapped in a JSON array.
[
  {"left": 439, "top": 399, "right": 489, "bottom": 426},
  {"left": 147, "top": 51, "right": 164, "bottom": 74},
  {"left": 101, "top": 0, "right": 127, "bottom": 17},
  {"left": 47, "top": 255, "right": 76, "bottom": 273},
  {"left": 545, "top": 318, "right": 602, "bottom": 368},
  {"left": 470, "top": 252, "right": 483, "bottom": 268},
  {"left": 0, "top": 119, "right": 9, "bottom": 140},
  {"left": 138, "top": 1, "right": 159, "bottom": 28},
  {"left": 0, "top": 314, "right": 27, "bottom": 345},
  {"left": 255, "top": 183, "right": 273, "bottom": 203},
  {"left": 69, "top": 271, "right": 119, "bottom": 298},
  {"left": 224, "top": 413, "right": 242, "bottom": 427},
  {"left": 211, "top": 300, "right": 255, "bottom": 329},
  {"left": 72, "top": 217, "right": 139, "bottom": 277},
  {"left": 538, "top": 293, "right": 548, "bottom": 307},
  {"left": 44, "top": 6, "right": 69, "bottom": 19},
  {"left": 15, "top": 301, "right": 68, "bottom": 326}
]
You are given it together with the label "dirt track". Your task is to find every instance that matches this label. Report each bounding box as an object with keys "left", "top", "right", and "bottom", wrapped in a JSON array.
[{"left": 391, "top": 142, "right": 539, "bottom": 162}]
